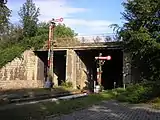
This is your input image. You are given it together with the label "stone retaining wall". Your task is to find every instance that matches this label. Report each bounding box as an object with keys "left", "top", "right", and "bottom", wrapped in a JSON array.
[{"left": 0, "top": 50, "right": 44, "bottom": 90}]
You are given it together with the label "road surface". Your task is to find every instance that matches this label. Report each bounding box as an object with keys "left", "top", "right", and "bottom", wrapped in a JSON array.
[{"left": 46, "top": 100, "right": 160, "bottom": 120}]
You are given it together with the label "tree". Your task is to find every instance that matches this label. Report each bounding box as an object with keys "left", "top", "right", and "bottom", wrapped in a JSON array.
[
  {"left": 104, "top": 36, "right": 112, "bottom": 42},
  {"left": 81, "top": 37, "right": 88, "bottom": 43},
  {"left": 109, "top": 24, "right": 122, "bottom": 41},
  {"left": 0, "top": 1, "right": 79, "bottom": 68},
  {"left": 30, "top": 23, "right": 79, "bottom": 49},
  {"left": 94, "top": 36, "right": 101, "bottom": 43},
  {"left": 54, "top": 24, "right": 79, "bottom": 46},
  {"left": 0, "top": 0, "right": 11, "bottom": 35},
  {"left": 54, "top": 24, "right": 77, "bottom": 38},
  {"left": 109, "top": 24, "right": 121, "bottom": 34},
  {"left": 81, "top": 37, "right": 85, "bottom": 43},
  {"left": 18, "top": 0, "right": 40, "bottom": 37},
  {"left": 119, "top": 0, "right": 160, "bottom": 81}
]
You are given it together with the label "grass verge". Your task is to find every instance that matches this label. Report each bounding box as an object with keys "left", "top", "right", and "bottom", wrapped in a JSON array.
[
  {"left": 1, "top": 81, "right": 160, "bottom": 120},
  {"left": 0, "top": 87, "right": 81, "bottom": 105},
  {"left": 115, "top": 82, "right": 160, "bottom": 104},
  {"left": 147, "top": 97, "right": 160, "bottom": 109},
  {"left": 0, "top": 91, "right": 114, "bottom": 120}
]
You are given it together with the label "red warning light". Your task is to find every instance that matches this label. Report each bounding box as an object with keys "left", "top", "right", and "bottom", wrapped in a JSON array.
[
  {"left": 95, "top": 55, "right": 111, "bottom": 60},
  {"left": 55, "top": 17, "right": 63, "bottom": 22},
  {"left": 106, "top": 55, "right": 111, "bottom": 60}
]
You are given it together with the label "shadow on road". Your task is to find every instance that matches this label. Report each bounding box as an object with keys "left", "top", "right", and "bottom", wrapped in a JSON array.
[{"left": 53, "top": 100, "right": 160, "bottom": 120}]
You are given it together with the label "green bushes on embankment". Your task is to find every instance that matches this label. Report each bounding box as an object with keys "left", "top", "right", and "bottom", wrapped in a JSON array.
[{"left": 114, "top": 81, "right": 160, "bottom": 103}]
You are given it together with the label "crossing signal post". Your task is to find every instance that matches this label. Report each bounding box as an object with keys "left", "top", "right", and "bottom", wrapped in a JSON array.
[
  {"left": 47, "top": 18, "right": 55, "bottom": 79},
  {"left": 47, "top": 18, "right": 63, "bottom": 86},
  {"left": 94, "top": 53, "right": 111, "bottom": 93}
]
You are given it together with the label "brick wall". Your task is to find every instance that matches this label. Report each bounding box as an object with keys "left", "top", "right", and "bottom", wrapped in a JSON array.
[{"left": 0, "top": 50, "right": 44, "bottom": 90}]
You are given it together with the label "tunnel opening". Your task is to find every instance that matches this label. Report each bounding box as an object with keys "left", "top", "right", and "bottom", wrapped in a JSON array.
[
  {"left": 34, "top": 51, "right": 48, "bottom": 82},
  {"left": 53, "top": 50, "right": 66, "bottom": 85},
  {"left": 34, "top": 51, "right": 67, "bottom": 85},
  {"left": 75, "top": 50, "right": 96, "bottom": 91},
  {"left": 101, "top": 50, "right": 123, "bottom": 89},
  {"left": 76, "top": 48, "right": 123, "bottom": 90}
]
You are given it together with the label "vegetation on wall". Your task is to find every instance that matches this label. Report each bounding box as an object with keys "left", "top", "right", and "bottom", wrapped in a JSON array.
[
  {"left": 0, "top": 0, "right": 78, "bottom": 68},
  {"left": 0, "top": 1, "right": 11, "bottom": 35}
]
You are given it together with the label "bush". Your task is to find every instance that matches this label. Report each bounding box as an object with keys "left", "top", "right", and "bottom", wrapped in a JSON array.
[
  {"left": 0, "top": 44, "right": 26, "bottom": 68},
  {"left": 100, "top": 84, "right": 104, "bottom": 91},
  {"left": 117, "top": 85, "right": 144, "bottom": 103},
  {"left": 116, "top": 81, "right": 160, "bottom": 103},
  {"left": 112, "top": 88, "right": 125, "bottom": 95},
  {"left": 47, "top": 72, "right": 53, "bottom": 81},
  {"left": 61, "top": 81, "right": 73, "bottom": 88}
]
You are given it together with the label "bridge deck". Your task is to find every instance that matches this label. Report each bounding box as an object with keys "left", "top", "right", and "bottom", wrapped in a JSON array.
[{"left": 39, "top": 41, "right": 123, "bottom": 51}]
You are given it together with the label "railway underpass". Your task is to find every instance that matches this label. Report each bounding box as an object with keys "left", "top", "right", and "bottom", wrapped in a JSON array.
[{"left": 36, "top": 42, "right": 131, "bottom": 91}]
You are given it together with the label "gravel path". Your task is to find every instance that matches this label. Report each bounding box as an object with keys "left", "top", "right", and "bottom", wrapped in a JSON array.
[{"left": 46, "top": 100, "right": 160, "bottom": 120}]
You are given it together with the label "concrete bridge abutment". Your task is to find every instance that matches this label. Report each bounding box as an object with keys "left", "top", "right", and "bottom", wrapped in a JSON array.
[{"left": 0, "top": 42, "right": 133, "bottom": 90}]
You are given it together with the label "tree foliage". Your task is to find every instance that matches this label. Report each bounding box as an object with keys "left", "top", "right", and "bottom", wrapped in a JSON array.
[
  {"left": 36, "top": 23, "right": 79, "bottom": 48},
  {"left": 54, "top": 24, "right": 77, "bottom": 38},
  {"left": 118, "top": 0, "right": 160, "bottom": 81},
  {"left": 93, "top": 36, "right": 101, "bottom": 43},
  {"left": 0, "top": 0, "right": 78, "bottom": 68},
  {"left": 0, "top": 1, "right": 11, "bottom": 35},
  {"left": 81, "top": 37, "right": 85, "bottom": 43},
  {"left": 0, "top": 24, "right": 24, "bottom": 49},
  {"left": 54, "top": 24, "right": 79, "bottom": 46},
  {"left": 18, "top": 0, "right": 40, "bottom": 37},
  {"left": 104, "top": 36, "right": 112, "bottom": 42}
]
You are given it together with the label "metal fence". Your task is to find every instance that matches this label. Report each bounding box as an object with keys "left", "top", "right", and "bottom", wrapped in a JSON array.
[{"left": 75, "top": 33, "right": 122, "bottom": 43}]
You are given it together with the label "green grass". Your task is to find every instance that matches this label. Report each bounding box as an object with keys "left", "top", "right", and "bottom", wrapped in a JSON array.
[
  {"left": 115, "top": 82, "right": 160, "bottom": 104},
  {"left": 0, "top": 87, "right": 79, "bottom": 98},
  {"left": 1, "top": 86, "right": 75, "bottom": 96},
  {"left": 0, "top": 87, "right": 81, "bottom": 106},
  {"left": 147, "top": 97, "right": 160, "bottom": 109},
  {"left": 0, "top": 92, "right": 114, "bottom": 120},
  {"left": 2, "top": 83, "right": 159, "bottom": 120}
]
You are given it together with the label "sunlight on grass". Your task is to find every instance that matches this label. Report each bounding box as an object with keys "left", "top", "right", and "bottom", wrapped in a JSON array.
[
  {"left": 148, "top": 97, "right": 160, "bottom": 109},
  {"left": 0, "top": 91, "right": 115, "bottom": 120},
  {"left": 1, "top": 84, "right": 160, "bottom": 119}
]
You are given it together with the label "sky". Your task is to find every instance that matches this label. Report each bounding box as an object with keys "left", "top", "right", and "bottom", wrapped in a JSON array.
[{"left": 7, "top": 0, "right": 125, "bottom": 36}]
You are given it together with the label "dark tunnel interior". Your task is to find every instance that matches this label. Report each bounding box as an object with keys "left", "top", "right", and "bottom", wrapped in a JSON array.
[
  {"left": 76, "top": 49, "right": 123, "bottom": 90},
  {"left": 101, "top": 50, "right": 123, "bottom": 89},
  {"left": 53, "top": 51, "right": 66, "bottom": 85},
  {"left": 34, "top": 50, "right": 66, "bottom": 85},
  {"left": 35, "top": 49, "right": 123, "bottom": 90},
  {"left": 34, "top": 51, "right": 48, "bottom": 81}
]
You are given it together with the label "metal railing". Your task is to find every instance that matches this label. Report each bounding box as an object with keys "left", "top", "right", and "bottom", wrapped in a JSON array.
[{"left": 75, "top": 33, "right": 122, "bottom": 43}]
